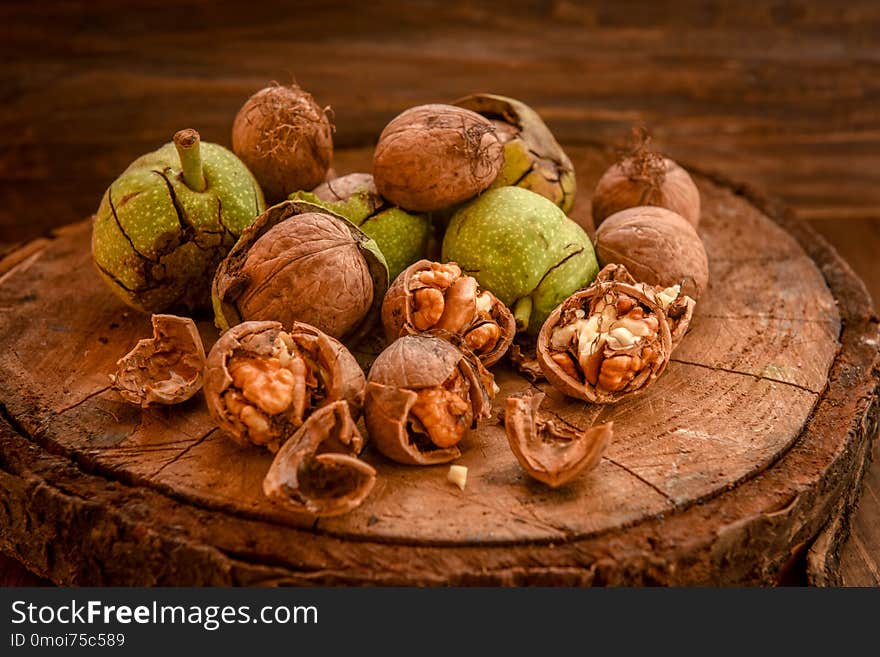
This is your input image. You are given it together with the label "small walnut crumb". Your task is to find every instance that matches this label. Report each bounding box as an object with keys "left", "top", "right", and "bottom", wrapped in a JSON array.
[{"left": 447, "top": 464, "right": 468, "bottom": 491}]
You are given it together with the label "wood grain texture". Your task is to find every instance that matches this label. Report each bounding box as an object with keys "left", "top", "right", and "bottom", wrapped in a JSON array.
[{"left": 0, "top": 144, "right": 875, "bottom": 585}]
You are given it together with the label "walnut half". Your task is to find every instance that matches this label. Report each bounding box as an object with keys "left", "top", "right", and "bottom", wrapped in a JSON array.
[
  {"left": 203, "top": 320, "right": 365, "bottom": 452},
  {"left": 381, "top": 260, "right": 516, "bottom": 367},
  {"left": 537, "top": 264, "right": 694, "bottom": 403},
  {"left": 364, "top": 334, "right": 494, "bottom": 465},
  {"left": 263, "top": 401, "right": 376, "bottom": 517},
  {"left": 505, "top": 390, "right": 612, "bottom": 488}
]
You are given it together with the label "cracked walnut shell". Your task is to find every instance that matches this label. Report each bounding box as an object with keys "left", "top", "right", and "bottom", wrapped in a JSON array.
[
  {"left": 537, "top": 264, "right": 694, "bottom": 403},
  {"left": 505, "top": 390, "right": 612, "bottom": 488},
  {"left": 203, "top": 320, "right": 365, "bottom": 452},
  {"left": 263, "top": 401, "right": 376, "bottom": 517},
  {"left": 364, "top": 334, "right": 494, "bottom": 465},
  {"left": 111, "top": 313, "right": 206, "bottom": 407},
  {"left": 381, "top": 260, "right": 515, "bottom": 367}
]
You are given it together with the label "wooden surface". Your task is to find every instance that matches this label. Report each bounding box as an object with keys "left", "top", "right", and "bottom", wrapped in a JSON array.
[
  {"left": 0, "top": 0, "right": 878, "bottom": 584},
  {"left": 0, "top": 144, "right": 876, "bottom": 585}
]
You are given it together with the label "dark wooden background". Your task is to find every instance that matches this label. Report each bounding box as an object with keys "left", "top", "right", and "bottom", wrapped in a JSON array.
[{"left": 0, "top": 0, "right": 877, "bottom": 585}]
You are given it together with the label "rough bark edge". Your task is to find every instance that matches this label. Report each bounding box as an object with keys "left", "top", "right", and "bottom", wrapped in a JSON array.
[{"left": 0, "top": 161, "right": 877, "bottom": 586}]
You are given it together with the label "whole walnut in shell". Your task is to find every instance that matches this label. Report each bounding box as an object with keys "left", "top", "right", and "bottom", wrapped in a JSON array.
[
  {"left": 537, "top": 264, "right": 694, "bottom": 404},
  {"left": 594, "top": 205, "right": 709, "bottom": 300},
  {"left": 212, "top": 200, "right": 389, "bottom": 342},
  {"left": 372, "top": 104, "right": 504, "bottom": 212},
  {"left": 452, "top": 93, "right": 576, "bottom": 212},
  {"left": 232, "top": 83, "right": 333, "bottom": 203},
  {"left": 291, "top": 172, "right": 432, "bottom": 280},
  {"left": 364, "top": 334, "right": 494, "bottom": 465},
  {"left": 203, "top": 320, "right": 366, "bottom": 452},
  {"left": 591, "top": 137, "right": 700, "bottom": 229},
  {"left": 381, "top": 260, "right": 515, "bottom": 367}
]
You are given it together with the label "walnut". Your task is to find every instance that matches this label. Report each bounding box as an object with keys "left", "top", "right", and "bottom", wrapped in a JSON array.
[
  {"left": 594, "top": 205, "right": 709, "bottom": 300},
  {"left": 537, "top": 264, "right": 694, "bottom": 403},
  {"left": 212, "top": 200, "right": 388, "bottom": 343},
  {"left": 110, "top": 314, "right": 206, "bottom": 407},
  {"left": 372, "top": 104, "right": 504, "bottom": 212},
  {"left": 382, "top": 260, "right": 515, "bottom": 367},
  {"left": 203, "top": 320, "right": 365, "bottom": 452},
  {"left": 364, "top": 334, "right": 494, "bottom": 465},
  {"left": 262, "top": 401, "right": 376, "bottom": 517},
  {"left": 505, "top": 390, "right": 612, "bottom": 488}
]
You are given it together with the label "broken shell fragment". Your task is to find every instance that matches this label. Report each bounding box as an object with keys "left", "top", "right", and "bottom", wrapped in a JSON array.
[
  {"left": 537, "top": 264, "right": 694, "bottom": 403},
  {"left": 382, "top": 260, "right": 516, "bottom": 367},
  {"left": 505, "top": 390, "right": 612, "bottom": 488},
  {"left": 111, "top": 314, "right": 206, "bottom": 407},
  {"left": 364, "top": 334, "right": 494, "bottom": 465},
  {"left": 203, "top": 320, "right": 365, "bottom": 452},
  {"left": 263, "top": 401, "right": 376, "bottom": 517}
]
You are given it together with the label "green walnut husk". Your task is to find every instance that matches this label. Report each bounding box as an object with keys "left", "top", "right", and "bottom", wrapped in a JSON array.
[
  {"left": 92, "top": 129, "right": 266, "bottom": 313},
  {"left": 211, "top": 200, "right": 389, "bottom": 344},
  {"left": 290, "top": 173, "right": 432, "bottom": 280},
  {"left": 452, "top": 94, "right": 576, "bottom": 213},
  {"left": 442, "top": 186, "right": 598, "bottom": 335}
]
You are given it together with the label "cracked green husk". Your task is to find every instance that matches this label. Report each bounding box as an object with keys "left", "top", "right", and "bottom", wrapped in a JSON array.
[
  {"left": 91, "top": 132, "right": 266, "bottom": 313},
  {"left": 452, "top": 93, "right": 576, "bottom": 213},
  {"left": 441, "top": 186, "right": 598, "bottom": 334}
]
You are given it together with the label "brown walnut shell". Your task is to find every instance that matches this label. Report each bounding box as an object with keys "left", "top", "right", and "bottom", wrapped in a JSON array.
[
  {"left": 111, "top": 314, "right": 206, "bottom": 407},
  {"left": 262, "top": 400, "right": 376, "bottom": 517},
  {"left": 212, "top": 200, "right": 388, "bottom": 343},
  {"left": 231, "top": 83, "right": 333, "bottom": 203},
  {"left": 381, "top": 259, "right": 516, "bottom": 367},
  {"left": 372, "top": 104, "right": 504, "bottom": 212},
  {"left": 452, "top": 93, "right": 577, "bottom": 213},
  {"left": 537, "top": 264, "right": 695, "bottom": 404},
  {"left": 591, "top": 155, "right": 701, "bottom": 229},
  {"left": 364, "top": 334, "right": 494, "bottom": 465},
  {"left": 203, "top": 320, "right": 365, "bottom": 452},
  {"left": 311, "top": 172, "right": 380, "bottom": 206},
  {"left": 594, "top": 206, "right": 709, "bottom": 300},
  {"left": 505, "top": 390, "right": 613, "bottom": 488}
]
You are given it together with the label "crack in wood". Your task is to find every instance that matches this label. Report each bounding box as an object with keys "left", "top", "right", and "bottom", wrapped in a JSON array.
[
  {"left": 148, "top": 428, "right": 218, "bottom": 479},
  {"left": 54, "top": 385, "right": 112, "bottom": 415},
  {"left": 603, "top": 455, "right": 673, "bottom": 504},
  {"left": 697, "top": 313, "right": 840, "bottom": 326},
  {"left": 670, "top": 357, "right": 823, "bottom": 395}
]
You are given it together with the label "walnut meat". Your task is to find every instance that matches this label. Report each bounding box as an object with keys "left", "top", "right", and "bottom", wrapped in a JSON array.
[
  {"left": 364, "top": 334, "right": 494, "bottom": 465},
  {"left": 203, "top": 320, "right": 365, "bottom": 452},
  {"left": 537, "top": 264, "right": 694, "bottom": 403},
  {"left": 212, "top": 200, "right": 388, "bottom": 343},
  {"left": 263, "top": 401, "right": 376, "bottom": 517},
  {"left": 505, "top": 390, "right": 612, "bottom": 488},
  {"left": 594, "top": 206, "right": 709, "bottom": 300},
  {"left": 372, "top": 104, "right": 504, "bottom": 212},
  {"left": 381, "top": 260, "right": 515, "bottom": 367},
  {"left": 111, "top": 314, "right": 206, "bottom": 407}
]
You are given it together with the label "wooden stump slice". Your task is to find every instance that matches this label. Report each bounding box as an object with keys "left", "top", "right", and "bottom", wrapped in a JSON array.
[{"left": 0, "top": 144, "right": 877, "bottom": 585}]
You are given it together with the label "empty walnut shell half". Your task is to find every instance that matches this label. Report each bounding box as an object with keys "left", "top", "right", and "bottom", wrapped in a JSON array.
[
  {"left": 203, "top": 320, "right": 366, "bottom": 452},
  {"left": 263, "top": 401, "right": 376, "bottom": 517},
  {"left": 537, "top": 264, "right": 694, "bottom": 403},
  {"left": 505, "top": 390, "right": 612, "bottom": 488},
  {"left": 211, "top": 200, "right": 389, "bottom": 343},
  {"left": 364, "top": 334, "right": 494, "bottom": 465},
  {"left": 381, "top": 260, "right": 516, "bottom": 367},
  {"left": 111, "top": 314, "right": 206, "bottom": 407}
]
